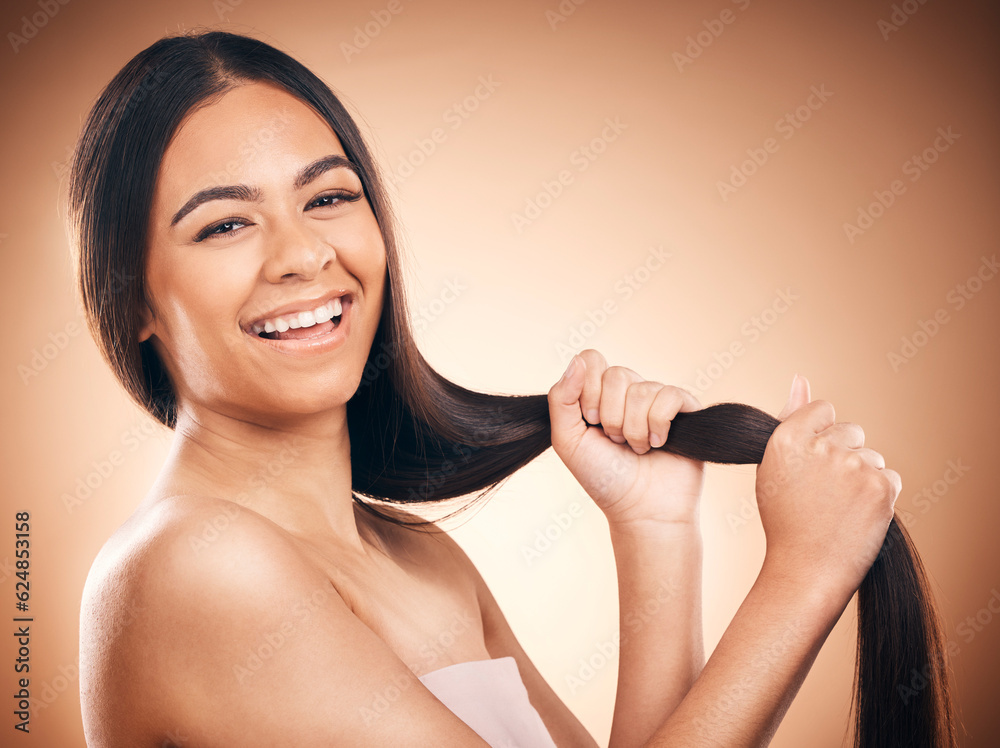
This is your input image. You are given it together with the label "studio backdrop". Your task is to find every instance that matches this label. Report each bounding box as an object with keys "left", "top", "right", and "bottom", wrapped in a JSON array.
[{"left": 1, "top": 0, "right": 998, "bottom": 745}]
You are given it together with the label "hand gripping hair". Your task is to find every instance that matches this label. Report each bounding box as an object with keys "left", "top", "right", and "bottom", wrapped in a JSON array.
[{"left": 349, "top": 382, "right": 957, "bottom": 748}]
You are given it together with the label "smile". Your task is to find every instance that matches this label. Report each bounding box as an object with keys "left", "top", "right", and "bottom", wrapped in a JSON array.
[
  {"left": 251, "top": 296, "right": 343, "bottom": 337},
  {"left": 244, "top": 293, "right": 353, "bottom": 355}
]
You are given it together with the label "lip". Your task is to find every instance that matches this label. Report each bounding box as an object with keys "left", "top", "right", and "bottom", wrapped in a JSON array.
[
  {"left": 245, "top": 296, "right": 353, "bottom": 357},
  {"left": 244, "top": 290, "right": 353, "bottom": 331}
]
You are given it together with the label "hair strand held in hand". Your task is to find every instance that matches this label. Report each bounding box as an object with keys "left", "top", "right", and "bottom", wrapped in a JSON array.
[{"left": 350, "top": 383, "right": 957, "bottom": 747}]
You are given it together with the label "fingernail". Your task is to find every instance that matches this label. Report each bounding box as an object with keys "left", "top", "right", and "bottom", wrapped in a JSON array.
[
  {"left": 650, "top": 432, "right": 664, "bottom": 448},
  {"left": 561, "top": 355, "right": 578, "bottom": 381},
  {"left": 585, "top": 408, "right": 599, "bottom": 424}
]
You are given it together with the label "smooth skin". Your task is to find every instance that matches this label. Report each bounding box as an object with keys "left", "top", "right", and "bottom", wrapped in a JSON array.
[{"left": 79, "top": 80, "right": 900, "bottom": 747}]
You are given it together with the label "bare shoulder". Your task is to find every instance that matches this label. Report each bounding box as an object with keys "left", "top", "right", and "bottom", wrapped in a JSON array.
[
  {"left": 79, "top": 495, "right": 326, "bottom": 744},
  {"left": 80, "top": 496, "right": 489, "bottom": 747}
]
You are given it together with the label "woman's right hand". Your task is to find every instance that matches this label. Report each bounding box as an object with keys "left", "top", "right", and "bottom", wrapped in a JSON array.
[{"left": 754, "top": 375, "right": 902, "bottom": 600}]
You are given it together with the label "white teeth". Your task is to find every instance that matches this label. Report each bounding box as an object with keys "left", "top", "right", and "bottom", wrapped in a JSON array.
[
  {"left": 251, "top": 296, "right": 345, "bottom": 336},
  {"left": 314, "top": 303, "right": 333, "bottom": 324}
]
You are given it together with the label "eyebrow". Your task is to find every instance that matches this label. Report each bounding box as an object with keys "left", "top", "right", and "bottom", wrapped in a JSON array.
[{"left": 169, "top": 154, "right": 360, "bottom": 227}]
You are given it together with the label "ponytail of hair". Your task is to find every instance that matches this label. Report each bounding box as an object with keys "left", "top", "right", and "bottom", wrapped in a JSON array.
[{"left": 347, "top": 353, "right": 957, "bottom": 748}]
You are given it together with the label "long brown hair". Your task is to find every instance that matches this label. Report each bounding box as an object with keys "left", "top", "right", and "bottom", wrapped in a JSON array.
[{"left": 68, "top": 30, "right": 956, "bottom": 748}]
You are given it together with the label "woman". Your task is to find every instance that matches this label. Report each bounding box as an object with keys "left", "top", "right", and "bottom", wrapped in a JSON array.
[{"left": 71, "top": 31, "right": 900, "bottom": 746}]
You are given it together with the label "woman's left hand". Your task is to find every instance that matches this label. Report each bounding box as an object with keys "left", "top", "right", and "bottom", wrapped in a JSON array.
[{"left": 547, "top": 348, "right": 705, "bottom": 528}]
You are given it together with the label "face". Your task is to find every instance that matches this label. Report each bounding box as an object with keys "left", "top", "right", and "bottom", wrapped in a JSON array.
[{"left": 141, "top": 81, "right": 387, "bottom": 425}]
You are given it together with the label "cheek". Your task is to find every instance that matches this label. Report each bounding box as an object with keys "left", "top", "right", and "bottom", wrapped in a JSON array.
[
  {"left": 336, "top": 214, "right": 388, "bottom": 292},
  {"left": 365, "top": 245, "right": 388, "bottom": 315},
  {"left": 151, "top": 256, "right": 251, "bottom": 349},
  {"left": 363, "top": 217, "right": 389, "bottom": 280}
]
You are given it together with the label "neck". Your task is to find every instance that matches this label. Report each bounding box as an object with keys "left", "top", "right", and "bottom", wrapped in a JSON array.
[{"left": 146, "top": 401, "right": 372, "bottom": 554}]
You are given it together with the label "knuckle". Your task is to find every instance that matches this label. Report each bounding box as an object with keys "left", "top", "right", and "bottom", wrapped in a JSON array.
[
  {"left": 657, "top": 384, "right": 686, "bottom": 407},
  {"left": 629, "top": 380, "right": 659, "bottom": 399},
  {"left": 580, "top": 348, "right": 608, "bottom": 370},
  {"left": 622, "top": 423, "right": 646, "bottom": 443},
  {"left": 772, "top": 418, "right": 793, "bottom": 438},
  {"left": 863, "top": 469, "right": 888, "bottom": 497},
  {"left": 808, "top": 434, "right": 829, "bottom": 456},
  {"left": 883, "top": 468, "right": 902, "bottom": 497},
  {"left": 813, "top": 399, "right": 836, "bottom": 422},
  {"left": 843, "top": 450, "right": 866, "bottom": 472},
  {"left": 840, "top": 421, "right": 861, "bottom": 439},
  {"left": 772, "top": 423, "right": 798, "bottom": 449},
  {"left": 603, "top": 365, "right": 632, "bottom": 386},
  {"left": 865, "top": 448, "right": 885, "bottom": 468}
]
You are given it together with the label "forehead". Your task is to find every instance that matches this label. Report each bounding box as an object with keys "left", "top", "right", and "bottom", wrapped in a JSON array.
[{"left": 154, "top": 81, "right": 348, "bottom": 202}]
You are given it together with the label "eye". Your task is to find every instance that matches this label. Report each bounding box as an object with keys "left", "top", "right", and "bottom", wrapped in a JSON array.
[
  {"left": 194, "top": 218, "right": 250, "bottom": 243},
  {"left": 307, "top": 189, "right": 364, "bottom": 211}
]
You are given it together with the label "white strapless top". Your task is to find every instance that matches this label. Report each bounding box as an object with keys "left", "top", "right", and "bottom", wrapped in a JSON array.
[{"left": 417, "top": 656, "right": 557, "bottom": 747}]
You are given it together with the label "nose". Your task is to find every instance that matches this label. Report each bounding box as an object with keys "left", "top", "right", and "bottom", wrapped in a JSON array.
[{"left": 263, "top": 215, "right": 336, "bottom": 282}]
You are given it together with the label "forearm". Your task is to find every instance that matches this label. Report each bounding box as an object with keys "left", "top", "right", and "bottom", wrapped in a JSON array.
[
  {"left": 608, "top": 519, "right": 705, "bottom": 748},
  {"left": 643, "top": 562, "right": 853, "bottom": 747}
]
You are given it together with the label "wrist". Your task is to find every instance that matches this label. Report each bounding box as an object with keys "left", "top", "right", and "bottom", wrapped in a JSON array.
[
  {"left": 757, "top": 553, "right": 857, "bottom": 620},
  {"left": 608, "top": 514, "right": 703, "bottom": 544}
]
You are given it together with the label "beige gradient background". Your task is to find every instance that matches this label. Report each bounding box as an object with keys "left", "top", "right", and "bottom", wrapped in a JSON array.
[{"left": 1, "top": 0, "right": 998, "bottom": 745}]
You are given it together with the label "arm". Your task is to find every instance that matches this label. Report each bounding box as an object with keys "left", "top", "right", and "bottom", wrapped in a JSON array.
[
  {"left": 548, "top": 356, "right": 899, "bottom": 747},
  {"left": 643, "top": 562, "right": 850, "bottom": 746},
  {"left": 607, "top": 521, "right": 705, "bottom": 748},
  {"left": 548, "top": 350, "right": 710, "bottom": 747},
  {"left": 641, "top": 391, "right": 900, "bottom": 746}
]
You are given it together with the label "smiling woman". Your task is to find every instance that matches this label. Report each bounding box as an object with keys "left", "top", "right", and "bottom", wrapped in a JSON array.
[
  {"left": 70, "top": 31, "right": 592, "bottom": 747},
  {"left": 140, "top": 82, "right": 384, "bottom": 403},
  {"left": 68, "top": 29, "right": 953, "bottom": 748}
]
